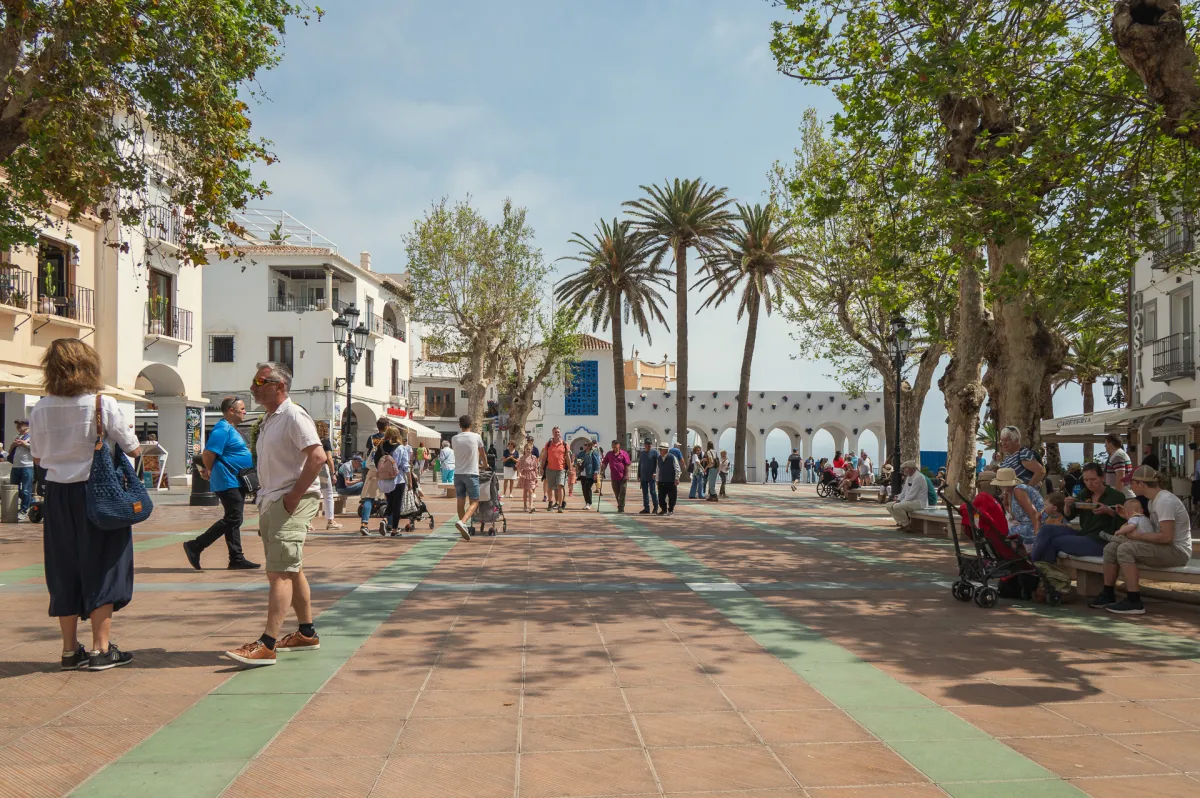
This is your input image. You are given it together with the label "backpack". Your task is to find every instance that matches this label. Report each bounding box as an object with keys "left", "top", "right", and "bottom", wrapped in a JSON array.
[{"left": 377, "top": 448, "right": 399, "bottom": 481}]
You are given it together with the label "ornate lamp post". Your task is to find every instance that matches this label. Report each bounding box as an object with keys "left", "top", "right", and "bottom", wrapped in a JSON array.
[
  {"left": 332, "top": 304, "right": 369, "bottom": 461},
  {"left": 887, "top": 314, "right": 914, "bottom": 496},
  {"left": 1102, "top": 375, "right": 1125, "bottom": 409}
]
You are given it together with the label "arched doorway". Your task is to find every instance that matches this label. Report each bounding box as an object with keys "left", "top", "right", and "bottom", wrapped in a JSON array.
[
  {"left": 136, "top": 363, "right": 195, "bottom": 481},
  {"left": 810, "top": 428, "right": 837, "bottom": 461}
]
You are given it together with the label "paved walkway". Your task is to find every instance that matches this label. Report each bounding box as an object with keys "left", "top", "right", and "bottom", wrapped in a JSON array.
[{"left": 1, "top": 484, "right": 1198, "bottom": 797}]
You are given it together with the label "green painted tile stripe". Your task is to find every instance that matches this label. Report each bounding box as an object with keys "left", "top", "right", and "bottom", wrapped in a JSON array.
[
  {"left": 602, "top": 510, "right": 1083, "bottom": 795},
  {"left": 709, "top": 501, "right": 1200, "bottom": 661},
  {"left": 71, "top": 522, "right": 461, "bottom": 798},
  {"left": 0, "top": 530, "right": 203, "bottom": 583}
]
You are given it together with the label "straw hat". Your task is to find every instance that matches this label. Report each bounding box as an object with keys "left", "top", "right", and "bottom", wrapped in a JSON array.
[
  {"left": 1131, "top": 465, "right": 1159, "bottom": 486},
  {"left": 991, "top": 467, "right": 1020, "bottom": 488}
]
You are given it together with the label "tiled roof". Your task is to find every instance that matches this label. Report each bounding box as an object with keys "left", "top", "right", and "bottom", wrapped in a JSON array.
[{"left": 579, "top": 333, "right": 612, "bottom": 351}]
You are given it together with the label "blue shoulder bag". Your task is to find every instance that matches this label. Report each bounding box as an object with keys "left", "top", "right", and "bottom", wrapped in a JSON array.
[{"left": 86, "top": 395, "right": 154, "bottom": 530}]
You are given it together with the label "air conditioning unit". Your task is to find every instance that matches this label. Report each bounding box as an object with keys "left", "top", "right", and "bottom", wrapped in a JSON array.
[{"left": 389, "top": 394, "right": 405, "bottom": 407}]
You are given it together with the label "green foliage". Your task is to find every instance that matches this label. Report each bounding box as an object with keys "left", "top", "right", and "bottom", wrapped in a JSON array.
[
  {"left": 0, "top": 1, "right": 321, "bottom": 263},
  {"left": 697, "top": 203, "right": 804, "bottom": 320}
]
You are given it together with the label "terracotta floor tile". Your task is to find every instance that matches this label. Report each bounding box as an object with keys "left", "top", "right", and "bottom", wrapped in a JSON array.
[
  {"left": 0, "top": 724, "right": 156, "bottom": 768},
  {"left": 293, "top": 691, "right": 419, "bottom": 723},
  {"left": 1069, "top": 774, "right": 1200, "bottom": 798},
  {"left": 521, "top": 714, "right": 640, "bottom": 752},
  {"left": 806, "top": 787, "right": 948, "bottom": 798},
  {"left": 424, "top": 667, "right": 523, "bottom": 691},
  {"left": 774, "top": 741, "right": 929, "bottom": 788},
  {"left": 1050, "top": 701, "right": 1194, "bottom": 735},
  {"left": 635, "top": 711, "right": 760, "bottom": 748},
  {"left": 1088, "top": 676, "right": 1196, "bottom": 702},
  {"left": 1151, "top": 699, "right": 1200, "bottom": 725},
  {"left": 522, "top": 667, "right": 621, "bottom": 690},
  {"left": 373, "top": 753, "right": 516, "bottom": 797},
  {"left": 721, "top": 682, "right": 835, "bottom": 711},
  {"left": 1007, "top": 734, "right": 1175, "bottom": 778},
  {"left": 411, "top": 690, "right": 520, "bottom": 718},
  {"left": 745, "top": 709, "right": 874, "bottom": 745},
  {"left": 650, "top": 744, "right": 797, "bottom": 792},
  {"left": 261, "top": 719, "right": 401, "bottom": 759},
  {"left": 0, "top": 762, "right": 100, "bottom": 798},
  {"left": 623, "top": 684, "right": 731, "bottom": 714},
  {"left": 1113, "top": 731, "right": 1200, "bottom": 772},
  {"left": 323, "top": 667, "right": 432, "bottom": 693},
  {"left": 224, "top": 755, "right": 385, "bottom": 797},
  {"left": 521, "top": 688, "right": 629, "bottom": 717},
  {"left": 396, "top": 716, "right": 517, "bottom": 754},
  {"left": 949, "top": 704, "right": 1091, "bottom": 738},
  {"left": 518, "top": 749, "right": 658, "bottom": 798}
]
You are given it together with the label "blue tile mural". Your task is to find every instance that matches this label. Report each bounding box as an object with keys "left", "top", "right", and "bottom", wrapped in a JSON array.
[{"left": 565, "top": 360, "right": 599, "bottom": 416}]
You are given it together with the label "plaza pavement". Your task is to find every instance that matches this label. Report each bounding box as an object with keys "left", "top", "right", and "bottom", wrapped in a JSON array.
[{"left": 0, "top": 483, "right": 1198, "bottom": 797}]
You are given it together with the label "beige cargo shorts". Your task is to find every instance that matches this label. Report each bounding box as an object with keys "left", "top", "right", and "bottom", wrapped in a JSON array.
[{"left": 259, "top": 495, "right": 319, "bottom": 572}]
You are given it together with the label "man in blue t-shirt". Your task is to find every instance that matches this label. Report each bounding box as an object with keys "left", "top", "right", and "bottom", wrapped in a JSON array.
[{"left": 184, "top": 396, "right": 259, "bottom": 570}]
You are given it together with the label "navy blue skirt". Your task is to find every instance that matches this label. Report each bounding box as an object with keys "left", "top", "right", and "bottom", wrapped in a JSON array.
[{"left": 43, "top": 481, "right": 134, "bottom": 619}]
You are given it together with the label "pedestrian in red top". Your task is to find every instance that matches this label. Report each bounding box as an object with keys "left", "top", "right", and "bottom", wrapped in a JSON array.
[
  {"left": 601, "top": 439, "right": 632, "bottom": 513},
  {"left": 539, "top": 426, "right": 571, "bottom": 512}
]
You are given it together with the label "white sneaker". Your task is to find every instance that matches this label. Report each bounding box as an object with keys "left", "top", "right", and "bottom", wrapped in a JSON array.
[{"left": 455, "top": 519, "right": 471, "bottom": 541}]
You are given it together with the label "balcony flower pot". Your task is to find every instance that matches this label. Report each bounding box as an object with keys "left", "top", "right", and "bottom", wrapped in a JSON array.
[
  {"left": 38, "top": 296, "right": 56, "bottom": 314},
  {"left": 149, "top": 320, "right": 165, "bottom": 335}
]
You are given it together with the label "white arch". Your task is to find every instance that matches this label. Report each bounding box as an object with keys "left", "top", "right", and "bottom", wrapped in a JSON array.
[{"left": 137, "top": 362, "right": 187, "bottom": 396}]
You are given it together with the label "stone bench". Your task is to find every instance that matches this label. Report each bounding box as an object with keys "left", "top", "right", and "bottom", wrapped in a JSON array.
[
  {"left": 436, "top": 482, "right": 456, "bottom": 499},
  {"left": 908, "top": 509, "right": 952, "bottom": 539},
  {"left": 848, "top": 487, "right": 887, "bottom": 504},
  {"left": 1059, "top": 553, "right": 1200, "bottom": 595}
]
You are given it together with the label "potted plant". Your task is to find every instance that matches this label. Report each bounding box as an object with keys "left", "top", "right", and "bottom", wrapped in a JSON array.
[
  {"left": 147, "top": 296, "right": 167, "bottom": 334},
  {"left": 9, "top": 290, "right": 27, "bottom": 309},
  {"left": 39, "top": 264, "right": 57, "bottom": 314}
]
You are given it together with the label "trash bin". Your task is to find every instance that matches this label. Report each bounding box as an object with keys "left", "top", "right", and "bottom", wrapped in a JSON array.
[
  {"left": 189, "top": 454, "right": 220, "bottom": 507},
  {"left": 1, "top": 484, "right": 19, "bottom": 523}
]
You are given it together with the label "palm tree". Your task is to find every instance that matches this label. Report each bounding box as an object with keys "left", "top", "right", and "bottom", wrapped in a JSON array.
[
  {"left": 1062, "top": 329, "right": 1126, "bottom": 461},
  {"left": 976, "top": 420, "right": 999, "bottom": 452},
  {"left": 697, "top": 204, "right": 804, "bottom": 483},
  {"left": 556, "top": 218, "right": 674, "bottom": 446},
  {"left": 624, "top": 179, "right": 734, "bottom": 454}
]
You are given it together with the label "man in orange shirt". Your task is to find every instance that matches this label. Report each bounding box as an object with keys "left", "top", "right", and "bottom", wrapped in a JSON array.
[{"left": 539, "top": 426, "right": 570, "bottom": 512}]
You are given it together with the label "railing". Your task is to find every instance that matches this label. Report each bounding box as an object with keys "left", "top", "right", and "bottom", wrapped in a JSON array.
[
  {"left": 0, "top": 266, "right": 32, "bottom": 310},
  {"left": 367, "top": 310, "right": 405, "bottom": 341},
  {"left": 1151, "top": 332, "right": 1195, "bottom": 381},
  {"left": 35, "top": 283, "right": 94, "bottom": 325},
  {"left": 145, "top": 205, "right": 184, "bottom": 248},
  {"left": 145, "top": 302, "right": 193, "bottom": 342},
  {"left": 331, "top": 297, "right": 353, "bottom": 314},
  {"left": 268, "top": 296, "right": 330, "bottom": 312}
]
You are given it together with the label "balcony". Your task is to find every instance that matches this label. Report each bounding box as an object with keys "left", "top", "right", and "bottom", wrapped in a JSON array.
[
  {"left": 32, "top": 284, "right": 94, "bottom": 329},
  {"left": 269, "top": 296, "right": 337, "bottom": 313},
  {"left": 366, "top": 310, "right": 406, "bottom": 342},
  {"left": 145, "top": 205, "right": 184, "bottom": 250},
  {"left": 1152, "top": 216, "right": 1195, "bottom": 270},
  {"left": 145, "top": 302, "right": 193, "bottom": 344},
  {"left": 1151, "top": 332, "right": 1195, "bottom": 382},
  {"left": 0, "top": 266, "right": 32, "bottom": 316}
]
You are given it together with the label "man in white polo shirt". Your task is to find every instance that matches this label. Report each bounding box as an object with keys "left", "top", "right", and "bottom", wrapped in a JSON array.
[{"left": 226, "top": 362, "right": 326, "bottom": 667}]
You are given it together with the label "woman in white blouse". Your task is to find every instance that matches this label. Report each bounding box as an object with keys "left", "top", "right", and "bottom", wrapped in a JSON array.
[{"left": 30, "top": 339, "right": 141, "bottom": 672}]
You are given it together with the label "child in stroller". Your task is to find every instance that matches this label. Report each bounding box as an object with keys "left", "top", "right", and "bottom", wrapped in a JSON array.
[
  {"left": 395, "top": 476, "right": 436, "bottom": 533},
  {"left": 468, "top": 470, "right": 507, "bottom": 536},
  {"left": 949, "top": 489, "right": 1046, "bottom": 607}
]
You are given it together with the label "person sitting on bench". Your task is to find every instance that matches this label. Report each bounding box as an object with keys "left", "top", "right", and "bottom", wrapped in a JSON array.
[
  {"left": 336, "top": 455, "right": 364, "bottom": 496},
  {"left": 886, "top": 461, "right": 928, "bottom": 531},
  {"left": 1088, "top": 466, "right": 1193, "bottom": 615}
]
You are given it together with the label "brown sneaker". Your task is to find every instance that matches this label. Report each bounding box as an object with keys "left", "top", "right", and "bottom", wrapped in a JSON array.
[
  {"left": 225, "top": 640, "right": 276, "bottom": 667},
  {"left": 276, "top": 630, "right": 320, "bottom": 652}
]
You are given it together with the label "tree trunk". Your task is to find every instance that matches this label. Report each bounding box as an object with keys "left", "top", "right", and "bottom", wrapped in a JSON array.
[
  {"left": 674, "top": 244, "right": 689, "bottom": 480},
  {"left": 984, "top": 236, "right": 1065, "bottom": 452},
  {"left": 611, "top": 292, "right": 628, "bottom": 448},
  {"left": 897, "top": 343, "right": 945, "bottom": 465},
  {"left": 880, "top": 370, "right": 896, "bottom": 464},
  {"left": 732, "top": 291, "right": 760, "bottom": 483},
  {"left": 1113, "top": 1, "right": 1200, "bottom": 149},
  {"left": 1040, "top": 379, "right": 1062, "bottom": 474},
  {"left": 1081, "top": 378, "right": 1096, "bottom": 463},
  {"left": 941, "top": 249, "right": 990, "bottom": 503}
]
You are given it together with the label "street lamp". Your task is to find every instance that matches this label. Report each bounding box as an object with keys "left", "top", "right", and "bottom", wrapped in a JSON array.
[
  {"left": 887, "top": 314, "right": 914, "bottom": 496},
  {"left": 1102, "top": 375, "right": 1125, "bottom": 409},
  {"left": 332, "top": 304, "right": 369, "bottom": 460}
]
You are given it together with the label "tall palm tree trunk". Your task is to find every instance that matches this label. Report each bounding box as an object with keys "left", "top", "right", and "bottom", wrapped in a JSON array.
[
  {"left": 611, "top": 292, "right": 628, "bottom": 449},
  {"left": 732, "top": 291, "right": 760, "bottom": 483},
  {"left": 1081, "top": 378, "right": 1095, "bottom": 463},
  {"left": 675, "top": 245, "right": 689, "bottom": 469}
]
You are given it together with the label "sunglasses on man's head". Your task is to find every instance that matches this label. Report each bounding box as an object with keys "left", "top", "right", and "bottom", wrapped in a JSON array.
[{"left": 252, "top": 377, "right": 281, "bottom": 387}]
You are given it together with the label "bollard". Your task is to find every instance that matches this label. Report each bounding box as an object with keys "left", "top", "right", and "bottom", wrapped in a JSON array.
[{"left": 189, "top": 454, "right": 220, "bottom": 506}]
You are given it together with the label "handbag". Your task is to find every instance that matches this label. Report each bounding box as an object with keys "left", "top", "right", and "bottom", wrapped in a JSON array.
[{"left": 86, "top": 395, "right": 154, "bottom": 530}]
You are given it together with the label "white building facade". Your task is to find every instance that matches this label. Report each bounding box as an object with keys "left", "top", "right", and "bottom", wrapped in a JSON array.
[{"left": 201, "top": 211, "right": 411, "bottom": 456}]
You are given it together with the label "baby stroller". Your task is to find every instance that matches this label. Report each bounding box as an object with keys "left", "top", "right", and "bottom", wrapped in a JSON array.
[
  {"left": 815, "top": 467, "right": 844, "bottom": 499},
  {"left": 396, "top": 477, "right": 436, "bottom": 532},
  {"left": 945, "top": 488, "right": 1046, "bottom": 608},
  {"left": 468, "top": 469, "right": 506, "bottom": 537}
]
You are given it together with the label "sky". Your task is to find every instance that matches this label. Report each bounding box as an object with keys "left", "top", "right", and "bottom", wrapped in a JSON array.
[{"left": 246, "top": 0, "right": 1100, "bottom": 464}]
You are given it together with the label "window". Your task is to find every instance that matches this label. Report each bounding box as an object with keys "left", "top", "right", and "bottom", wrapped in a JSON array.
[
  {"left": 268, "top": 337, "right": 293, "bottom": 372},
  {"left": 564, "top": 360, "right": 599, "bottom": 416},
  {"left": 38, "top": 239, "right": 70, "bottom": 300},
  {"left": 365, "top": 349, "right": 374, "bottom": 387},
  {"left": 391, "top": 359, "right": 400, "bottom": 396},
  {"left": 1155, "top": 433, "right": 1187, "bottom": 479},
  {"left": 1144, "top": 297, "right": 1158, "bottom": 344},
  {"left": 460, "top": 389, "right": 469, "bottom": 399},
  {"left": 209, "top": 335, "right": 235, "bottom": 363},
  {"left": 425, "top": 387, "right": 455, "bottom": 418}
]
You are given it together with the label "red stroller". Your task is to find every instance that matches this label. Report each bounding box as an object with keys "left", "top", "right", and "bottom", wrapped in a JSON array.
[{"left": 945, "top": 489, "right": 1043, "bottom": 608}]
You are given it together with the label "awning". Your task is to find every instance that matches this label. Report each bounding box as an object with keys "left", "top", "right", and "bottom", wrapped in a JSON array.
[
  {"left": 388, "top": 415, "right": 443, "bottom": 446},
  {"left": 1041, "top": 400, "right": 1192, "bottom": 443},
  {"left": 0, "top": 369, "right": 148, "bottom": 404}
]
